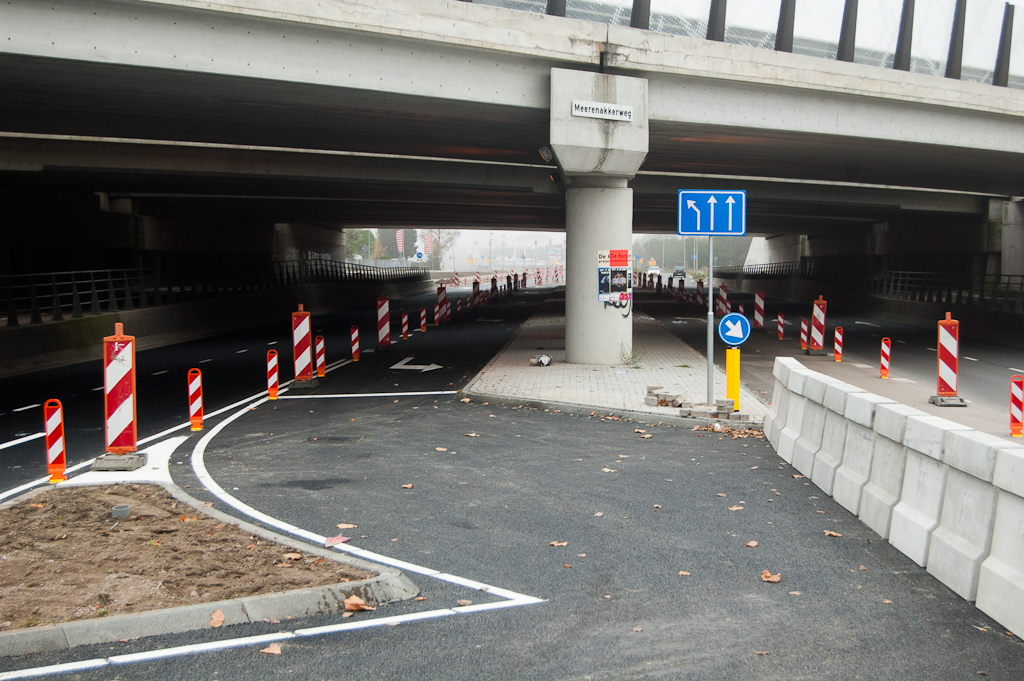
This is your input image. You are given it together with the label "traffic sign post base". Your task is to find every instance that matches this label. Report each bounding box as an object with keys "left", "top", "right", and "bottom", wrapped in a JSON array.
[
  {"left": 805, "top": 348, "right": 828, "bottom": 356},
  {"left": 928, "top": 395, "right": 967, "bottom": 407}
]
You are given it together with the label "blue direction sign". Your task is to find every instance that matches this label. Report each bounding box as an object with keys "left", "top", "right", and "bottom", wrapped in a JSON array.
[
  {"left": 677, "top": 190, "right": 746, "bottom": 236},
  {"left": 718, "top": 312, "right": 751, "bottom": 346}
]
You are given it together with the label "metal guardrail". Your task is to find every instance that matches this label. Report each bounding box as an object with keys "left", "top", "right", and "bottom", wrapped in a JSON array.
[
  {"left": 3, "top": 261, "right": 428, "bottom": 328},
  {"left": 715, "top": 262, "right": 1024, "bottom": 314}
]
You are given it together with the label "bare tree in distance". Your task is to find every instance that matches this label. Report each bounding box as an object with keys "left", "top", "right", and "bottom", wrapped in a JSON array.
[{"left": 424, "top": 228, "right": 460, "bottom": 270}]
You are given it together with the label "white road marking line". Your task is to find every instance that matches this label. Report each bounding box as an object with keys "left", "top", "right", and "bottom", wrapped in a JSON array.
[
  {"left": 896, "top": 340, "right": 907, "bottom": 344},
  {"left": 854, "top": 321, "right": 880, "bottom": 327},
  {"left": 963, "top": 356, "right": 979, "bottom": 361},
  {"left": 235, "top": 349, "right": 248, "bottom": 353},
  {"left": 926, "top": 347, "right": 937, "bottom": 352},
  {"left": 278, "top": 390, "right": 459, "bottom": 400},
  {"left": 109, "top": 632, "right": 295, "bottom": 665},
  {"left": 852, "top": 363, "right": 872, "bottom": 369},
  {"left": 891, "top": 377, "right": 916, "bottom": 383},
  {"left": 92, "top": 386, "right": 104, "bottom": 391},
  {"left": 152, "top": 370, "right": 169, "bottom": 376},
  {"left": 11, "top": 404, "right": 40, "bottom": 413},
  {"left": 0, "top": 659, "right": 109, "bottom": 680},
  {"left": 0, "top": 432, "right": 45, "bottom": 451},
  {"left": 1011, "top": 368, "right": 1024, "bottom": 373},
  {"left": 267, "top": 341, "right": 277, "bottom": 345},
  {"left": 199, "top": 359, "right": 212, "bottom": 364}
]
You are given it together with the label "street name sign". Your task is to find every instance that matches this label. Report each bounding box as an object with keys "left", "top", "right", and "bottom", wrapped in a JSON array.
[{"left": 677, "top": 190, "right": 747, "bottom": 236}]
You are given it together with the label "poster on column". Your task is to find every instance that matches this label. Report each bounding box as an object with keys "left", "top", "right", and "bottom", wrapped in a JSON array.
[{"left": 598, "top": 249, "right": 632, "bottom": 302}]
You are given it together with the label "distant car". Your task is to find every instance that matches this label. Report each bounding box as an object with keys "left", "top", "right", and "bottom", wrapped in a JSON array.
[
  {"left": 672, "top": 264, "right": 686, "bottom": 277},
  {"left": 647, "top": 266, "right": 661, "bottom": 276}
]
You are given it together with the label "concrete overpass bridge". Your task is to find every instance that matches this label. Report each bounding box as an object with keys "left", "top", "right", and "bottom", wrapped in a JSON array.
[{"left": 3, "top": 0, "right": 1024, "bottom": 361}]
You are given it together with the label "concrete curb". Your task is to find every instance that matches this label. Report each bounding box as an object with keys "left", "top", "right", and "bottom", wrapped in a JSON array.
[
  {"left": 0, "top": 482, "right": 420, "bottom": 657},
  {"left": 460, "top": 389, "right": 765, "bottom": 431}
]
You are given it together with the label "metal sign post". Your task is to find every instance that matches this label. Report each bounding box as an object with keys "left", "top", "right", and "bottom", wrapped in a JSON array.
[{"left": 677, "top": 190, "right": 746, "bottom": 407}]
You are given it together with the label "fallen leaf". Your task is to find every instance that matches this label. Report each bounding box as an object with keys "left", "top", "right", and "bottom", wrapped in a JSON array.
[
  {"left": 716, "top": 493, "right": 727, "bottom": 497},
  {"left": 760, "top": 570, "right": 782, "bottom": 583},
  {"left": 336, "top": 523, "right": 358, "bottom": 529},
  {"left": 634, "top": 429, "right": 646, "bottom": 433},
  {"left": 750, "top": 466, "right": 759, "bottom": 470},
  {"left": 816, "top": 510, "right": 826, "bottom": 514},
  {"left": 275, "top": 562, "right": 292, "bottom": 567},
  {"left": 859, "top": 565, "right": 868, "bottom": 571},
  {"left": 653, "top": 504, "right": 662, "bottom": 509},
  {"left": 549, "top": 541, "right": 568, "bottom": 547},
  {"left": 563, "top": 564, "right": 572, "bottom": 568},
  {"left": 460, "top": 397, "right": 470, "bottom": 403},
  {"left": 639, "top": 434, "right": 653, "bottom": 439},
  {"left": 632, "top": 626, "right": 643, "bottom": 632},
  {"left": 29, "top": 503, "right": 45, "bottom": 508},
  {"left": 789, "top": 591, "right": 802, "bottom": 596},
  {"left": 578, "top": 553, "right": 587, "bottom": 558},
  {"left": 602, "top": 468, "right": 617, "bottom": 473},
  {"left": 259, "top": 643, "right": 282, "bottom": 655},
  {"left": 283, "top": 553, "right": 302, "bottom": 560},
  {"left": 414, "top": 596, "right": 426, "bottom": 601},
  {"left": 678, "top": 571, "right": 691, "bottom": 576},
  {"left": 456, "top": 599, "right": 472, "bottom": 606},
  {"left": 665, "top": 479, "right": 674, "bottom": 482},
  {"left": 464, "top": 433, "right": 480, "bottom": 437},
  {"left": 209, "top": 608, "right": 225, "bottom": 628},
  {"left": 434, "top": 447, "right": 448, "bottom": 452},
  {"left": 341, "top": 612, "right": 354, "bottom": 618},
  {"left": 823, "top": 530, "right": 843, "bottom": 537},
  {"left": 755, "top": 651, "right": 770, "bottom": 656},
  {"left": 593, "top": 512, "right": 604, "bottom": 517},
  {"left": 746, "top": 541, "right": 759, "bottom": 548},
  {"left": 728, "top": 506, "right": 745, "bottom": 511},
  {"left": 792, "top": 474, "right": 806, "bottom": 479},
  {"left": 344, "top": 595, "right": 376, "bottom": 611},
  {"left": 401, "top": 484, "right": 414, "bottom": 489},
  {"left": 881, "top": 599, "right": 893, "bottom": 604},
  {"left": 325, "top": 534, "right": 350, "bottom": 547}
]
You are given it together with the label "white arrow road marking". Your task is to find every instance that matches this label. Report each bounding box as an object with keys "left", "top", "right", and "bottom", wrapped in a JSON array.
[
  {"left": 707, "top": 195, "right": 717, "bottom": 231},
  {"left": 723, "top": 320, "right": 745, "bottom": 339},
  {"left": 687, "top": 200, "right": 700, "bottom": 230},
  {"left": 391, "top": 356, "right": 443, "bottom": 372},
  {"left": 725, "top": 195, "right": 735, "bottom": 231}
]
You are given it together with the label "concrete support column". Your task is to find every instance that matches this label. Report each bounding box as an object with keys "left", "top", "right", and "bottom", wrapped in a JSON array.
[
  {"left": 565, "top": 177, "right": 632, "bottom": 365},
  {"left": 1001, "top": 200, "right": 1024, "bottom": 277}
]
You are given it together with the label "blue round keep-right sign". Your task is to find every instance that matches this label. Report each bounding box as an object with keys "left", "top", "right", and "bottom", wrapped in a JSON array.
[{"left": 718, "top": 312, "right": 751, "bottom": 346}]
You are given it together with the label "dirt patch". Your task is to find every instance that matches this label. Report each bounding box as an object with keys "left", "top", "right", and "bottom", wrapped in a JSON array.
[{"left": 0, "top": 484, "right": 375, "bottom": 631}]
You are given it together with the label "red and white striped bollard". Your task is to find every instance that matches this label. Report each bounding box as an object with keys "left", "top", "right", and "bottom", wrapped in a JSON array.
[
  {"left": 1011, "top": 375, "right": 1023, "bottom": 437},
  {"left": 267, "top": 349, "right": 280, "bottom": 398},
  {"left": 777, "top": 313, "right": 784, "bottom": 341},
  {"left": 799, "top": 318, "right": 809, "bottom": 350},
  {"left": 292, "top": 304, "right": 313, "bottom": 381},
  {"left": 103, "top": 322, "right": 137, "bottom": 454},
  {"left": 43, "top": 399, "right": 66, "bottom": 483},
  {"left": 880, "top": 337, "right": 891, "bottom": 379},
  {"left": 377, "top": 294, "right": 391, "bottom": 349},
  {"left": 315, "top": 335, "right": 325, "bottom": 377},
  {"left": 420, "top": 307, "right": 427, "bottom": 332},
  {"left": 809, "top": 295, "right": 827, "bottom": 353},
  {"left": 753, "top": 291, "right": 765, "bottom": 331},
  {"left": 934, "top": 312, "right": 963, "bottom": 404},
  {"left": 187, "top": 368, "right": 203, "bottom": 431},
  {"left": 833, "top": 327, "right": 843, "bottom": 362},
  {"left": 401, "top": 313, "right": 409, "bottom": 340},
  {"left": 350, "top": 327, "right": 360, "bottom": 362}
]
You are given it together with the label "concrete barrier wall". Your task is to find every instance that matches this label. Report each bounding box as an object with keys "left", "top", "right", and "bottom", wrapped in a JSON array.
[{"left": 766, "top": 356, "right": 1024, "bottom": 638}]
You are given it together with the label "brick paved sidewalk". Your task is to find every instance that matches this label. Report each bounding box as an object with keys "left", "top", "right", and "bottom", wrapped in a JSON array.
[{"left": 463, "top": 311, "right": 768, "bottom": 423}]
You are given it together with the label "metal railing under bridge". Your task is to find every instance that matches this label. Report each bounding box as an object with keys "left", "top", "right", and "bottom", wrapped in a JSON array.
[
  {"left": 3, "top": 261, "right": 428, "bottom": 328},
  {"left": 714, "top": 263, "right": 1024, "bottom": 315}
]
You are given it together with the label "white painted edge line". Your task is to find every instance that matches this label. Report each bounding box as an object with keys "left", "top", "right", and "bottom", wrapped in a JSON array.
[
  {"left": 109, "top": 632, "right": 295, "bottom": 665},
  {"left": 1011, "top": 368, "right": 1024, "bottom": 373},
  {"left": 0, "top": 659, "right": 109, "bottom": 680},
  {"left": 963, "top": 356, "right": 978, "bottom": 361},
  {"left": 852, "top": 363, "right": 872, "bottom": 369},
  {"left": 294, "top": 609, "right": 456, "bottom": 637},
  {"left": 11, "top": 404, "right": 41, "bottom": 413},
  {"left": 0, "top": 432, "right": 44, "bottom": 452},
  {"left": 0, "top": 460, "right": 94, "bottom": 503},
  {"left": 278, "top": 390, "right": 459, "bottom": 400}
]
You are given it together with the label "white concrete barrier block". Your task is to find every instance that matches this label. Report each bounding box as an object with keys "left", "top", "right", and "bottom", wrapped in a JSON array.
[
  {"left": 823, "top": 380, "right": 866, "bottom": 415},
  {"left": 810, "top": 409, "right": 849, "bottom": 496},
  {"left": 777, "top": 393, "right": 808, "bottom": 464},
  {"left": 944, "top": 431, "right": 1022, "bottom": 482},
  {"left": 859, "top": 435, "right": 909, "bottom": 539},
  {"left": 834, "top": 421, "right": 876, "bottom": 515},
  {"left": 845, "top": 392, "right": 896, "bottom": 428},
  {"left": 786, "top": 366, "right": 812, "bottom": 395},
  {"left": 873, "top": 403, "right": 925, "bottom": 443},
  {"left": 902, "top": 414, "right": 973, "bottom": 461},
  {"left": 977, "top": 491, "right": 1024, "bottom": 638},
  {"left": 772, "top": 356, "right": 801, "bottom": 384},
  {"left": 993, "top": 446, "right": 1024, "bottom": 498},
  {"left": 889, "top": 450, "right": 949, "bottom": 566},
  {"left": 801, "top": 372, "right": 834, "bottom": 404},
  {"left": 926, "top": 468, "right": 998, "bottom": 601},
  {"left": 792, "top": 401, "right": 826, "bottom": 477},
  {"left": 765, "top": 379, "right": 791, "bottom": 450}
]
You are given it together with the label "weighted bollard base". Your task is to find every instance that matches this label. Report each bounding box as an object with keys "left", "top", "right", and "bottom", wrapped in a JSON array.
[
  {"left": 91, "top": 452, "right": 148, "bottom": 472},
  {"left": 929, "top": 395, "right": 967, "bottom": 407},
  {"left": 288, "top": 378, "right": 321, "bottom": 390},
  {"left": 805, "top": 348, "right": 828, "bottom": 356}
]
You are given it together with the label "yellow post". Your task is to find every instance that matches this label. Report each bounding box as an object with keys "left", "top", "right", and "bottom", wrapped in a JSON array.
[{"left": 726, "top": 347, "right": 740, "bottom": 411}]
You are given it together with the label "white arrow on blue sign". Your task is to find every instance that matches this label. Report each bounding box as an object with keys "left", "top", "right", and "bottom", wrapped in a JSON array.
[
  {"left": 717, "top": 312, "right": 751, "bottom": 346},
  {"left": 677, "top": 190, "right": 746, "bottom": 236}
]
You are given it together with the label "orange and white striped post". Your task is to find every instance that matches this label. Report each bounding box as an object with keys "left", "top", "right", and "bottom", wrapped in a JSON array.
[
  {"left": 833, "top": 326, "right": 843, "bottom": 362},
  {"left": 43, "top": 399, "right": 66, "bottom": 484},
  {"left": 436, "top": 286, "right": 446, "bottom": 324},
  {"left": 777, "top": 313, "right": 784, "bottom": 340},
  {"left": 799, "top": 318, "right": 809, "bottom": 351},
  {"left": 187, "top": 368, "right": 203, "bottom": 431},
  {"left": 401, "top": 313, "right": 409, "bottom": 340},
  {"left": 1011, "top": 375, "right": 1023, "bottom": 437},
  {"left": 434, "top": 301, "right": 441, "bottom": 325},
  {"left": 292, "top": 304, "right": 313, "bottom": 381},
  {"left": 420, "top": 307, "right": 427, "bottom": 332},
  {"left": 929, "top": 313, "right": 967, "bottom": 406},
  {"left": 103, "top": 322, "right": 137, "bottom": 455},
  {"left": 314, "top": 335, "right": 325, "bottom": 377},
  {"left": 880, "top": 337, "right": 891, "bottom": 379},
  {"left": 350, "top": 326, "right": 360, "bottom": 362},
  {"left": 457, "top": 297, "right": 463, "bottom": 316},
  {"left": 809, "top": 296, "right": 827, "bottom": 354},
  {"left": 267, "top": 349, "right": 279, "bottom": 399}
]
